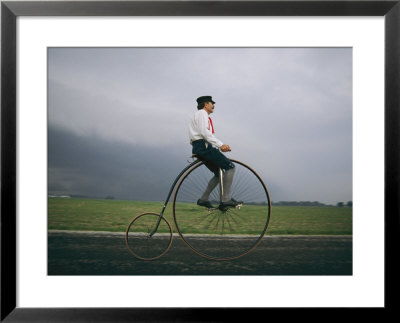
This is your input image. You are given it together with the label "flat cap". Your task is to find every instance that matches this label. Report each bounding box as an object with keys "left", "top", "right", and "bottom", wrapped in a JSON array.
[{"left": 196, "top": 96, "right": 215, "bottom": 104}]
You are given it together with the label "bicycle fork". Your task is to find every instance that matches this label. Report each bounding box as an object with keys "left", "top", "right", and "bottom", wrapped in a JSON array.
[
  {"left": 148, "top": 194, "right": 174, "bottom": 238},
  {"left": 149, "top": 207, "right": 166, "bottom": 237}
]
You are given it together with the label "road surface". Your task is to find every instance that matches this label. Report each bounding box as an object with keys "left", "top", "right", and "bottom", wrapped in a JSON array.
[{"left": 48, "top": 231, "right": 352, "bottom": 275}]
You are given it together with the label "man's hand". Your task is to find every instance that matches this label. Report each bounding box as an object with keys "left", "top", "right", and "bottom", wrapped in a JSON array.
[{"left": 220, "top": 144, "right": 231, "bottom": 152}]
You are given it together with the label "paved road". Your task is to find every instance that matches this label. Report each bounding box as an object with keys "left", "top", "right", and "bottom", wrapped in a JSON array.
[{"left": 48, "top": 231, "right": 352, "bottom": 275}]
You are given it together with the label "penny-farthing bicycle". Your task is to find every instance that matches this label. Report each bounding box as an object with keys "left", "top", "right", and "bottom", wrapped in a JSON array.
[{"left": 125, "top": 156, "right": 271, "bottom": 261}]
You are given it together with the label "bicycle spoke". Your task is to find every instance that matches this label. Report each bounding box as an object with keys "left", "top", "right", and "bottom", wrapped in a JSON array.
[{"left": 225, "top": 209, "right": 243, "bottom": 225}]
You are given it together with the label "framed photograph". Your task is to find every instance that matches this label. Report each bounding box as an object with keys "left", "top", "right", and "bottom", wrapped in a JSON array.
[{"left": 2, "top": 0, "right": 398, "bottom": 321}]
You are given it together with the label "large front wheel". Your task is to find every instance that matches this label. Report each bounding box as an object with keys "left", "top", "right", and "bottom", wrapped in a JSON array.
[{"left": 172, "top": 159, "right": 271, "bottom": 260}]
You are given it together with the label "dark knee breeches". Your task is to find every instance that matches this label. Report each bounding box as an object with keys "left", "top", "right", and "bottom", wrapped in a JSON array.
[{"left": 191, "top": 139, "right": 235, "bottom": 177}]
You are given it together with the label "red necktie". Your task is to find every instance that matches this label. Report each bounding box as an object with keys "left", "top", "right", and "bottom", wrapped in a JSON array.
[{"left": 208, "top": 117, "right": 215, "bottom": 134}]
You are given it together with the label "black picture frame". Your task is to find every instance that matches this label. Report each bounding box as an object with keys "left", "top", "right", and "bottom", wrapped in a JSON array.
[{"left": 1, "top": 0, "right": 398, "bottom": 321}]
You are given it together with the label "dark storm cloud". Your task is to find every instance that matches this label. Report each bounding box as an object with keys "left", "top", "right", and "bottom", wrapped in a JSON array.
[{"left": 48, "top": 126, "right": 188, "bottom": 201}]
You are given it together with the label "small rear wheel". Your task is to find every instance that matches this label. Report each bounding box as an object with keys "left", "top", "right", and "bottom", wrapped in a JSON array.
[{"left": 125, "top": 212, "right": 173, "bottom": 260}]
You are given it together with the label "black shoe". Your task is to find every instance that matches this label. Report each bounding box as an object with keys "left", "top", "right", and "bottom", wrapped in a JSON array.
[
  {"left": 220, "top": 198, "right": 243, "bottom": 208},
  {"left": 197, "top": 199, "right": 214, "bottom": 209},
  {"left": 231, "top": 198, "right": 243, "bottom": 205}
]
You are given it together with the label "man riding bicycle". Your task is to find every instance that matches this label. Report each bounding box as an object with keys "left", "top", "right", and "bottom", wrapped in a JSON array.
[{"left": 188, "top": 95, "right": 242, "bottom": 209}]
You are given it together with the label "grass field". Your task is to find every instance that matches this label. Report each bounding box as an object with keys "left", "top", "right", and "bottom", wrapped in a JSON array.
[{"left": 48, "top": 197, "right": 352, "bottom": 235}]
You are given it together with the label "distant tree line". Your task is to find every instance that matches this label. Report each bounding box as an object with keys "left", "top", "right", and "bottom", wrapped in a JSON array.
[
  {"left": 337, "top": 201, "right": 352, "bottom": 207},
  {"left": 272, "top": 201, "right": 352, "bottom": 207}
]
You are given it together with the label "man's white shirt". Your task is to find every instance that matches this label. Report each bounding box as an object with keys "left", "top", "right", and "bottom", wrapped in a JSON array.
[{"left": 189, "top": 109, "right": 223, "bottom": 148}]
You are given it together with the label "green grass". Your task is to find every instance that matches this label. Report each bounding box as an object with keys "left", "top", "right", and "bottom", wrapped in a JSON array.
[
  {"left": 48, "top": 197, "right": 352, "bottom": 235},
  {"left": 173, "top": 202, "right": 272, "bottom": 235}
]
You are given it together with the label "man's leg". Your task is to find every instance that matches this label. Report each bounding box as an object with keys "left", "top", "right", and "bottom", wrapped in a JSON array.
[
  {"left": 203, "top": 148, "right": 237, "bottom": 203},
  {"left": 222, "top": 167, "right": 235, "bottom": 202},
  {"left": 200, "top": 175, "right": 219, "bottom": 201},
  {"left": 193, "top": 142, "right": 241, "bottom": 206},
  {"left": 192, "top": 141, "right": 220, "bottom": 207}
]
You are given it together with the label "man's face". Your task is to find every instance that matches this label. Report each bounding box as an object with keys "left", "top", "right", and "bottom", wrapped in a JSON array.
[{"left": 204, "top": 101, "right": 215, "bottom": 114}]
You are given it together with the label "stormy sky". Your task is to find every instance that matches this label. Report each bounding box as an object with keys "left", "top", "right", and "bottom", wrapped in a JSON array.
[{"left": 48, "top": 47, "right": 352, "bottom": 204}]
